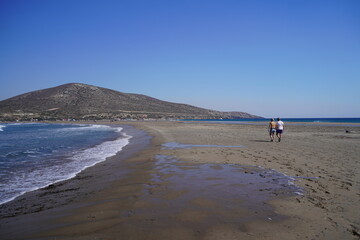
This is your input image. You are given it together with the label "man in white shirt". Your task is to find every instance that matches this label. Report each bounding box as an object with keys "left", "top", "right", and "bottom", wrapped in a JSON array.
[{"left": 276, "top": 118, "right": 284, "bottom": 142}]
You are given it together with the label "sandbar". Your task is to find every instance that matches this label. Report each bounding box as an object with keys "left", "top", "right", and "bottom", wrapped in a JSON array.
[{"left": 0, "top": 121, "right": 359, "bottom": 239}]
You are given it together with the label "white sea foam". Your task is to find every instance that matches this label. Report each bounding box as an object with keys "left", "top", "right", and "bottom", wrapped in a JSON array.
[
  {"left": 0, "top": 127, "right": 132, "bottom": 205},
  {"left": 68, "top": 128, "right": 131, "bottom": 172},
  {"left": 8, "top": 122, "right": 38, "bottom": 126},
  {"left": 53, "top": 124, "right": 112, "bottom": 133},
  {"left": 0, "top": 125, "right": 6, "bottom": 131}
]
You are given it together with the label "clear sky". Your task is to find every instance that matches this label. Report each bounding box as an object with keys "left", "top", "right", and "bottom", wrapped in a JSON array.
[{"left": 1, "top": 0, "right": 359, "bottom": 118}]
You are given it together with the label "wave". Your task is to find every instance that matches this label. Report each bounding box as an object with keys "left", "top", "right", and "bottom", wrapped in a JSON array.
[
  {"left": 3, "top": 147, "right": 54, "bottom": 159},
  {"left": 53, "top": 124, "right": 118, "bottom": 134},
  {"left": 0, "top": 125, "right": 6, "bottom": 131},
  {"left": 8, "top": 122, "right": 38, "bottom": 126},
  {"left": 0, "top": 127, "right": 132, "bottom": 205},
  {"left": 68, "top": 128, "right": 131, "bottom": 172}
]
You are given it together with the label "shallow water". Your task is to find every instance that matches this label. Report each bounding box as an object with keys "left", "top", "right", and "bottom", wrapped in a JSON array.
[
  {"left": 162, "top": 142, "right": 245, "bottom": 149},
  {"left": 128, "top": 154, "right": 303, "bottom": 230}
]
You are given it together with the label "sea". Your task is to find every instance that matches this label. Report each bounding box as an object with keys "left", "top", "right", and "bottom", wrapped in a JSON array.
[
  {"left": 0, "top": 123, "right": 131, "bottom": 205},
  {"left": 182, "top": 118, "right": 360, "bottom": 126}
]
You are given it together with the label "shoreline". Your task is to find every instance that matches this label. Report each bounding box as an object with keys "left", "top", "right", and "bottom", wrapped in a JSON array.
[
  {"left": 116, "top": 121, "right": 360, "bottom": 239},
  {"left": 1, "top": 121, "right": 359, "bottom": 239},
  {"left": 0, "top": 124, "right": 152, "bottom": 236},
  {"left": 0, "top": 124, "right": 134, "bottom": 206}
]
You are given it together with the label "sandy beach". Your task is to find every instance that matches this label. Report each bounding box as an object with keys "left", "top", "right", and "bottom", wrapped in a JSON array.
[{"left": 1, "top": 121, "right": 359, "bottom": 240}]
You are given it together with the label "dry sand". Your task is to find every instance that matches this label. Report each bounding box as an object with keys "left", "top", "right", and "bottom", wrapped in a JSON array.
[{"left": 0, "top": 121, "right": 359, "bottom": 240}]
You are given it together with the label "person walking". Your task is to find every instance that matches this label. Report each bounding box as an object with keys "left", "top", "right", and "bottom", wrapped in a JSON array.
[
  {"left": 268, "top": 118, "right": 276, "bottom": 142},
  {"left": 276, "top": 118, "right": 284, "bottom": 142}
]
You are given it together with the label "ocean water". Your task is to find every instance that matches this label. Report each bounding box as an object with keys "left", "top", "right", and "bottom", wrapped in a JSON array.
[
  {"left": 182, "top": 118, "right": 360, "bottom": 126},
  {"left": 0, "top": 123, "right": 131, "bottom": 204}
]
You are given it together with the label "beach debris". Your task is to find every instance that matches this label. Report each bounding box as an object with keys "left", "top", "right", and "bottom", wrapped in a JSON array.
[{"left": 350, "top": 224, "right": 360, "bottom": 238}]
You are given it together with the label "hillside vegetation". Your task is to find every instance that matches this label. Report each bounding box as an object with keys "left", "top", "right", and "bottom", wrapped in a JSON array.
[{"left": 0, "top": 83, "right": 261, "bottom": 121}]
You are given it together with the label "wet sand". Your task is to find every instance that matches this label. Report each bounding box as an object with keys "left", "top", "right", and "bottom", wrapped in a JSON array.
[{"left": 1, "top": 121, "right": 360, "bottom": 239}]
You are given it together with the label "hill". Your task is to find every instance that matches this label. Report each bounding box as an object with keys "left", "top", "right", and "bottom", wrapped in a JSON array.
[{"left": 0, "top": 83, "right": 261, "bottom": 121}]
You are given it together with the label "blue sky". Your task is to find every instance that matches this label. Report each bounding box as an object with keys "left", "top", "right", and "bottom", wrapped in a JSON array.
[{"left": 1, "top": 0, "right": 359, "bottom": 118}]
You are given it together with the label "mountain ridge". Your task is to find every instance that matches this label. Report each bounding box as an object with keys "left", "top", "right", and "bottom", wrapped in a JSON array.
[{"left": 0, "top": 83, "right": 262, "bottom": 121}]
